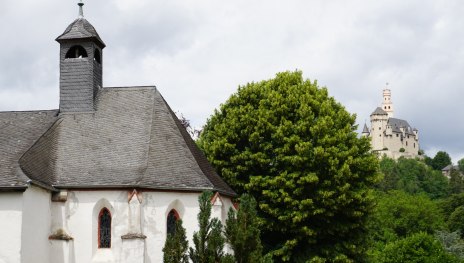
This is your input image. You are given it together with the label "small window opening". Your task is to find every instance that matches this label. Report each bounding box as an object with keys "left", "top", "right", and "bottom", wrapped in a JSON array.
[
  {"left": 167, "top": 209, "right": 179, "bottom": 235},
  {"left": 94, "top": 49, "right": 101, "bottom": 64},
  {"left": 98, "top": 208, "right": 111, "bottom": 248},
  {"left": 414, "top": 143, "right": 416, "bottom": 148},
  {"left": 406, "top": 141, "right": 408, "bottom": 146},
  {"left": 65, "top": 45, "right": 88, "bottom": 59}
]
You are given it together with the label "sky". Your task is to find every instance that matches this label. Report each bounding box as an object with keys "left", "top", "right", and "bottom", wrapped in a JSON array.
[{"left": 1, "top": 0, "right": 463, "bottom": 162}]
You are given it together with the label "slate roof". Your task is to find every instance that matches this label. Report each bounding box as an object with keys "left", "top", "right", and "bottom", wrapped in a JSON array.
[
  {"left": 362, "top": 123, "right": 369, "bottom": 134},
  {"left": 56, "top": 18, "right": 106, "bottom": 48},
  {"left": 387, "top": 118, "right": 415, "bottom": 135},
  {"left": 371, "top": 107, "right": 388, "bottom": 116},
  {"left": 0, "top": 110, "right": 59, "bottom": 191},
  {"left": 13, "top": 87, "right": 235, "bottom": 196}
]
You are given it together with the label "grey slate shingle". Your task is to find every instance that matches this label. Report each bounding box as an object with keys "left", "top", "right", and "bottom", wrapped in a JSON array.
[
  {"left": 0, "top": 110, "right": 59, "bottom": 190},
  {"left": 14, "top": 87, "right": 235, "bottom": 196}
]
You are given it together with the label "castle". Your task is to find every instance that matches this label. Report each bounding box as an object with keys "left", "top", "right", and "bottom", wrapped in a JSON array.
[{"left": 362, "top": 89, "right": 420, "bottom": 159}]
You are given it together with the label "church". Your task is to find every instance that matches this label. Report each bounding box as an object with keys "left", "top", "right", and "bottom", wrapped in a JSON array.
[
  {"left": 362, "top": 88, "right": 420, "bottom": 159},
  {"left": 0, "top": 2, "right": 236, "bottom": 263}
]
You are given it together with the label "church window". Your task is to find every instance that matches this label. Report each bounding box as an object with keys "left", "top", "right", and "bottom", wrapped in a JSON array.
[
  {"left": 167, "top": 209, "right": 179, "bottom": 235},
  {"left": 94, "top": 49, "right": 101, "bottom": 64},
  {"left": 98, "top": 208, "right": 111, "bottom": 248},
  {"left": 65, "top": 45, "right": 88, "bottom": 59}
]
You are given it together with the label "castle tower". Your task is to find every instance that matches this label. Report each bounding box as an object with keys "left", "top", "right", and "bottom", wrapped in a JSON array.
[
  {"left": 381, "top": 88, "right": 394, "bottom": 118},
  {"left": 55, "top": 0, "right": 105, "bottom": 113}
]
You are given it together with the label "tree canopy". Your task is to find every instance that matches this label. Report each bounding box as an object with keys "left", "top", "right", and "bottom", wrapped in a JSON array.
[{"left": 198, "top": 71, "right": 379, "bottom": 262}]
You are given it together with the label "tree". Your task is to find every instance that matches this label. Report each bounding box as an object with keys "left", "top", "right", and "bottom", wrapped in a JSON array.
[
  {"left": 377, "top": 232, "right": 459, "bottom": 263},
  {"left": 376, "top": 157, "right": 448, "bottom": 199},
  {"left": 431, "top": 151, "right": 452, "bottom": 170},
  {"left": 458, "top": 158, "right": 464, "bottom": 174},
  {"left": 449, "top": 169, "right": 464, "bottom": 195},
  {"left": 448, "top": 206, "right": 464, "bottom": 238},
  {"left": 189, "top": 191, "right": 228, "bottom": 263},
  {"left": 198, "top": 71, "right": 379, "bottom": 262},
  {"left": 163, "top": 219, "right": 189, "bottom": 263},
  {"left": 225, "top": 194, "right": 264, "bottom": 263},
  {"left": 369, "top": 191, "right": 445, "bottom": 244}
]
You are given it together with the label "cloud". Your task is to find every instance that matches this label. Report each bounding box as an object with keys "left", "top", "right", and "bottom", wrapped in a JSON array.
[{"left": 1, "top": 0, "right": 463, "bottom": 162}]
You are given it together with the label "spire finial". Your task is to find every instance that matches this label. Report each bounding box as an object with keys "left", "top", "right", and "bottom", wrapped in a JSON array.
[{"left": 78, "top": 0, "right": 84, "bottom": 18}]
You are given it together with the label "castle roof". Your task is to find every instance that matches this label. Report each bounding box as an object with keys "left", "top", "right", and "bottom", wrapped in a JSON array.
[
  {"left": 371, "top": 107, "right": 388, "bottom": 116},
  {"left": 362, "top": 123, "right": 369, "bottom": 134},
  {"left": 56, "top": 18, "right": 106, "bottom": 48},
  {"left": 387, "top": 118, "right": 416, "bottom": 135},
  {"left": 1, "top": 87, "right": 235, "bottom": 196}
]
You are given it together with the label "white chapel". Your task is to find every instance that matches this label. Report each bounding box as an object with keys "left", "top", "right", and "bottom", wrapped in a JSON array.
[{"left": 0, "top": 2, "right": 236, "bottom": 263}]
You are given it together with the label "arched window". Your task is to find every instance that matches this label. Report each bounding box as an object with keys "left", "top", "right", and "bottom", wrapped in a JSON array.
[
  {"left": 167, "top": 209, "right": 179, "bottom": 235},
  {"left": 98, "top": 208, "right": 111, "bottom": 248},
  {"left": 94, "top": 49, "right": 101, "bottom": 64},
  {"left": 65, "top": 45, "right": 88, "bottom": 59}
]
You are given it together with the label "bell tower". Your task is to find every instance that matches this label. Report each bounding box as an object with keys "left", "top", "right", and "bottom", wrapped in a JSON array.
[
  {"left": 381, "top": 87, "right": 394, "bottom": 118},
  {"left": 56, "top": 0, "right": 106, "bottom": 113}
]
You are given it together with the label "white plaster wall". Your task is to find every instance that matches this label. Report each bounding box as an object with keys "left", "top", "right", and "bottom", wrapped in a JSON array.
[
  {"left": 21, "top": 186, "right": 52, "bottom": 263},
  {"left": 55, "top": 190, "right": 235, "bottom": 263},
  {"left": 0, "top": 192, "right": 23, "bottom": 263}
]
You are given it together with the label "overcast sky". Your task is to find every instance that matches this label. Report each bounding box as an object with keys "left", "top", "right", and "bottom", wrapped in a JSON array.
[{"left": 1, "top": 0, "right": 463, "bottom": 162}]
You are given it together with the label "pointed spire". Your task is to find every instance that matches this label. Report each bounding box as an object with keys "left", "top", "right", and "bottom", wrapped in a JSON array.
[
  {"left": 362, "top": 123, "right": 370, "bottom": 134},
  {"left": 78, "top": 0, "right": 84, "bottom": 18}
]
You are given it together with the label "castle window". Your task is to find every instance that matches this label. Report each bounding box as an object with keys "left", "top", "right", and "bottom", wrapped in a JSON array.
[
  {"left": 379, "top": 127, "right": 381, "bottom": 130},
  {"left": 98, "top": 208, "right": 111, "bottom": 248},
  {"left": 167, "top": 209, "right": 179, "bottom": 236},
  {"left": 414, "top": 143, "right": 416, "bottom": 148},
  {"left": 396, "top": 134, "right": 399, "bottom": 137},
  {"left": 94, "top": 49, "right": 101, "bottom": 64},
  {"left": 65, "top": 45, "right": 88, "bottom": 59},
  {"left": 406, "top": 141, "right": 408, "bottom": 146}
]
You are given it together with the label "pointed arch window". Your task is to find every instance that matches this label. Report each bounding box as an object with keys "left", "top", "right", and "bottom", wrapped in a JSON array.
[
  {"left": 98, "top": 208, "right": 111, "bottom": 248},
  {"left": 167, "top": 209, "right": 179, "bottom": 235},
  {"left": 65, "top": 45, "right": 88, "bottom": 59}
]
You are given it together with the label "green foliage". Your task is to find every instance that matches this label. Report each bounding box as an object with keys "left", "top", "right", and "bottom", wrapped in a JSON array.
[
  {"left": 369, "top": 191, "right": 445, "bottom": 243},
  {"left": 448, "top": 207, "right": 464, "bottom": 237},
  {"left": 189, "top": 191, "right": 229, "bottom": 263},
  {"left": 225, "top": 194, "right": 264, "bottom": 263},
  {"left": 163, "top": 219, "right": 189, "bottom": 263},
  {"left": 377, "top": 232, "right": 459, "bottom": 263},
  {"left": 449, "top": 169, "right": 464, "bottom": 195},
  {"left": 377, "top": 157, "right": 448, "bottom": 199},
  {"left": 459, "top": 159, "right": 464, "bottom": 174},
  {"left": 435, "top": 230, "right": 464, "bottom": 259},
  {"left": 431, "top": 151, "right": 452, "bottom": 170},
  {"left": 198, "top": 71, "right": 379, "bottom": 262},
  {"left": 399, "top": 147, "right": 405, "bottom": 153}
]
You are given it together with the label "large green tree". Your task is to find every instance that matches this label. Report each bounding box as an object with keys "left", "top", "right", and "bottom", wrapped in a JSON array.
[
  {"left": 377, "top": 157, "right": 448, "bottom": 199},
  {"left": 431, "top": 151, "right": 452, "bottom": 170},
  {"left": 377, "top": 232, "right": 459, "bottom": 263},
  {"left": 198, "top": 71, "right": 379, "bottom": 262}
]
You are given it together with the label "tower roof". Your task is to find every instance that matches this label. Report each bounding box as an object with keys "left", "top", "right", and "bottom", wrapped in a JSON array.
[
  {"left": 370, "top": 107, "right": 388, "bottom": 116},
  {"left": 56, "top": 18, "right": 106, "bottom": 48},
  {"left": 362, "top": 123, "right": 369, "bottom": 134}
]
